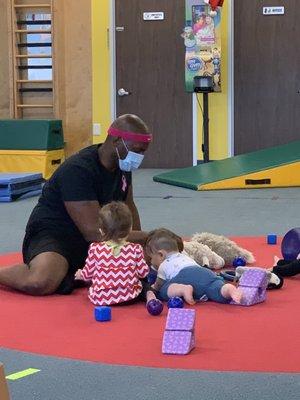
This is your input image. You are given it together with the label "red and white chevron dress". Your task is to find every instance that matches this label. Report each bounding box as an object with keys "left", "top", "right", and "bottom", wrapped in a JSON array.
[{"left": 81, "top": 242, "right": 149, "bottom": 305}]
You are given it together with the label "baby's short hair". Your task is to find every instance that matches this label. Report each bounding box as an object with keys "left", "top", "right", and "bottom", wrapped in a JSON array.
[
  {"left": 99, "top": 201, "right": 132, "bottom": 242},
  {"left": 146, "top": 228, "right": 183, "bottom": 255}
]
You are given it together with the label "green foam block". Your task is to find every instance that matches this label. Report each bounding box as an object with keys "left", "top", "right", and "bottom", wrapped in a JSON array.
[{"left": 0, "top": 119, "right": 64, "bottom": 150}]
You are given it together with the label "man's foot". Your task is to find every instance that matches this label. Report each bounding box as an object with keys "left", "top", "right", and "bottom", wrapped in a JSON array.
[
  {"left": 221, "top": 283, "right": 243, "bottom": 304},
  {"left": 167, "top": 283, "right": 195, "bottom": 305}
]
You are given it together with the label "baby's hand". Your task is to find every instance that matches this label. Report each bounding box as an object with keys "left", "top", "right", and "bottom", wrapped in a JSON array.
[{"left": 75, "top": 269, "right": 83, "bottom": 280}]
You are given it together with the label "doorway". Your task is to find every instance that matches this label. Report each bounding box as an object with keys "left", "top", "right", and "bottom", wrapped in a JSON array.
[
  {"left": 115, "top": 0, "right": 194, "bottom": 168},
  {"left": 234, "top": 0, "right": 300, "bottom": 154}
]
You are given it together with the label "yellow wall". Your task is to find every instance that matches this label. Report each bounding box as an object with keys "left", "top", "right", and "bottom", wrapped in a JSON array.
[
  {"left": 92, "top": 1, "right": 229, "bottom": 160},
  {"left": 92, "top": 0, "right": 111, "bottom": 143}
]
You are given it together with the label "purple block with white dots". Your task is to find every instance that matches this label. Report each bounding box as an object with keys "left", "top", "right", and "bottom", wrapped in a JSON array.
[
  {"left": 165, "top": 309, "right": 195, "bottom": 331},
  {"left": 162, "top": 331, "right": 195, "bottom": 355},
  {"left": 162, "top": 309, "right": 196, "bottom": 355},
  {"left": 231, "top": 269, "right": 268, "bottom": 306}
]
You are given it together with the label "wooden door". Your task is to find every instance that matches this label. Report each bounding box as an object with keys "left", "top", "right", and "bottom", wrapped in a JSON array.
[
  {"left": 234, "top": 0, "right": 300, "bottom": 154},
  {"left": 115, "top": 0, "right": 193, "bottom": 168}
]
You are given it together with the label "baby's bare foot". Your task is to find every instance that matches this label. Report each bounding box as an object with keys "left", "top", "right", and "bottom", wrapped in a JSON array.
[
  {"left": 167, "top": 283, "right": 195, "bottom": 305},
  {"left": 221, "top": 283, "right": 243, "bottom": 303},
  {"left": 181, "top": 284, "right": 196, "bottom": 305},
  {"left": 231, "top": 288, "right": 243, "bottom": 304}
]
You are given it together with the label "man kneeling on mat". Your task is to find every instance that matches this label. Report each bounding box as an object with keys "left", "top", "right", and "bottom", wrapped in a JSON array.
[
  {"left": 0, "top": 114, "right": 152, "bottom": 295},
  {"left": 146, "top": 229, "right": 243, "bottom": 305}
]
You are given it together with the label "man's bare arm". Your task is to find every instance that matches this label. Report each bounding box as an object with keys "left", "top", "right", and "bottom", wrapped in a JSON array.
[
  {"left": 125, "top": 184, "right": 149, "bottom": 245},
  {"left": 125, "top": 184, "right": 141, "bottom": 230},
  {"left": 64, "top": 200, "right": 102, "bottom": 243},
  {"left": 65, "top": 184, "right": 149, "bottom": 245}
]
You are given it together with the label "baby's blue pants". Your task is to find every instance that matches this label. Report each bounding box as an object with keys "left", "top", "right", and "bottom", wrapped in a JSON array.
[{"left": 159, "top": 266, "right": 230, "bottom": 304}]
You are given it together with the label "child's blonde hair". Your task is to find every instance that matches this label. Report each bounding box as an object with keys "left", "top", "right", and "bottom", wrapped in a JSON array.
[
  {"left": 146, "top": 228, "right": 183, "bottom": 255},
  {"left": 99, "top": 201, "right": 132, "bottom": 243}
]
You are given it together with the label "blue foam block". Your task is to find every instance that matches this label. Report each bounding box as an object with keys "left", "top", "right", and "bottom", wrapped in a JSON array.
[
  {"left": 267, "top": 234, "right": 277, "bottom": 245},
  {"left": 94, "top": 306, "right": 111, "bottom": 322}
]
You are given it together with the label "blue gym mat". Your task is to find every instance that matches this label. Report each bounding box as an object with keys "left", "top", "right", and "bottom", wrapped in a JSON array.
[{"left": 0, "top": 173, "right": 43, "bottom": 202}]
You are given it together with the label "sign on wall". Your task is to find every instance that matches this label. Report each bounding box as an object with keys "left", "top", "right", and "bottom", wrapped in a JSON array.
[
  {"left": 183, "top": 0, "right": 222, "bottom": 92},
  {"left": 263, "top": 6, "right": 284, "bottom": 15},
  {"left": 143, "top": 12, "right": 165, "bottom": 20}
]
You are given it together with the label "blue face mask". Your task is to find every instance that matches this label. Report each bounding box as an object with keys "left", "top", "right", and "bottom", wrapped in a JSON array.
[{"left": 116, "top": 139, "right": 144, "bottom": 172}]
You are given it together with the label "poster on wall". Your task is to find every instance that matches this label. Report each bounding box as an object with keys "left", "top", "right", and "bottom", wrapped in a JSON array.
[{"left": 183, "top": 0, "right": 223, "bottom": 92}]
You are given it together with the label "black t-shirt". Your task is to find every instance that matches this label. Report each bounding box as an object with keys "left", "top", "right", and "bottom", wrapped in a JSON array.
[{"left": 26, "top": 144, "right": 132, "bottom": 241}]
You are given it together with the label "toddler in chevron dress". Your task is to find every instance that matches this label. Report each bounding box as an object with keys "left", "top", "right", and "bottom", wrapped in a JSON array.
[{"left": 75, "top": 201, "right": 157, "bottom": 306}]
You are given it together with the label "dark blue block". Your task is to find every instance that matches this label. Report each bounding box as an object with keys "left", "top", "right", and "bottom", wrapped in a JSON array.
[
  {"left": 267, "top": 234, "right": 277, "bottom": 245},
  {"left": 94, "top": 306, "right": 111, "bottom": 322}
]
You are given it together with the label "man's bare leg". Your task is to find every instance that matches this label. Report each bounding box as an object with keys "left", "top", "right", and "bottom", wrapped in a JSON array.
[{"left": 0, "top": 252, "right": 68, "bottom": 295}]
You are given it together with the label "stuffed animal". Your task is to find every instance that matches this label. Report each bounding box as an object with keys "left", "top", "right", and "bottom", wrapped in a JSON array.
[
  {"left": 183, "top": 241, "right": 225, "bottom": 270},
  {"left": 190, "top": 232, "right": 255, "bottom": 266}
]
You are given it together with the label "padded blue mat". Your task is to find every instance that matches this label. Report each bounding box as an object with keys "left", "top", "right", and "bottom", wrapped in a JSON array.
[
  {"left": 0, "top": 188, "right": 42, "bottom": 202},
  {"left": 0, "top": 173, "right": 43, "bottom": 202}
]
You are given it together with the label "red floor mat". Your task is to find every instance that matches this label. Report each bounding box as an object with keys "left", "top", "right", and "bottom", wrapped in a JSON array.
[{"left": 0, "top": 237, "right": 299, "bottom": 372}]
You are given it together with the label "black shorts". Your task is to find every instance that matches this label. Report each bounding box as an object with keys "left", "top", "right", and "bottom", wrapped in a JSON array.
[{"left": 22, "top": 228, "right": 89, "bottom": 273}]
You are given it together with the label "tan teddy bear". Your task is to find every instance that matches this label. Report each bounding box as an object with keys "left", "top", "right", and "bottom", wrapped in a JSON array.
[
  {"left": 183, "top": 241, "right": 225, "bottom": 270},
  {"left": 190, "top": 232, "right": 255, "bottom": 266}
]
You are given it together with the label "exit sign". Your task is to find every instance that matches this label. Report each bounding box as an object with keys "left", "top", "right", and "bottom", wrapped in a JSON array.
[{"left": 263, "top": 6, "right": 285, "bottom": 15}]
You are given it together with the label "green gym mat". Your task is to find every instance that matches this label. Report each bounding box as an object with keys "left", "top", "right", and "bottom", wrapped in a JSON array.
[{"left": 153, "top": 140, "right": 300, "bottom": 190}]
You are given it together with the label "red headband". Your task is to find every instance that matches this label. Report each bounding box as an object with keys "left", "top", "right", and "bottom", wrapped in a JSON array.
[{"left": 108, "top": 127, "right": 152, "bottom": 143}]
